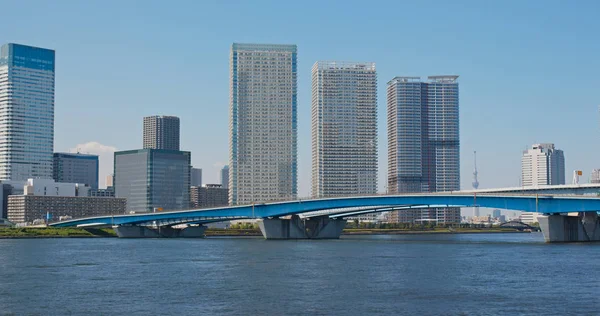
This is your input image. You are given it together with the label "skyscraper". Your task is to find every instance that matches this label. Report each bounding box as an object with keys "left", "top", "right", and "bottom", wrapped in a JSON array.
[
  {"left": 387, "top": 76, "right": 460, "bottom": 223},
  {"left": 521, "top": 143, "right": 565, "bottom": 186},
  {"left": 191, "top": 168, "right": 202, "bottom": 187},
  {"left": 220, "top": 165, "right": 229, "bottom": 189},
  {"left": 311, "top": 61, "right": 378, "bottom": 197},
  {"left": 229, "top": 43, "right": 297, "bottom": 205},
  {"left": 114, "top": 149, "right": 190, "bottom": 213},
  {"left": 0, "top": 43, "right": 55, "bottom": 180},
  {"left": 53, "top": 153, "right": 99, "bottom": 189},
  {"left": 143, "top": 115, "right": 180, "bottom": 151}
]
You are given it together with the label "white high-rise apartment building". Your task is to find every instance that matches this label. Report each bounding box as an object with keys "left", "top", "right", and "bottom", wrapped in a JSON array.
[
  {"left": 311, "top": 61, "right": 377, "bottom": 198},
  {"left": 0, "top": 43, "right": 55, "bottom": 180},
  {"left": 521, "top": 143, "right": 565, "bottom": 187},
  {"left": 229, "top": 43, "right": 297, "bottom": 205}
]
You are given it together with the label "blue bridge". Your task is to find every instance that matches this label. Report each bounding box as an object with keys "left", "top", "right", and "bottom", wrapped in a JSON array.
[{"left": 50, "top": 192, "right": 600, "bottom": 242}]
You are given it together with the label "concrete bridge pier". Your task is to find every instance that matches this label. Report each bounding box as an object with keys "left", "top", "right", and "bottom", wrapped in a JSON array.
[
  {"left": 258, "top": 215, "right": 346, "bottom": 240},
  {"left": 538, "top": 212, "right": 600, "bottom": 243},
  {"left": 113, "top": 225, "right": 206, "bottom": 238}
]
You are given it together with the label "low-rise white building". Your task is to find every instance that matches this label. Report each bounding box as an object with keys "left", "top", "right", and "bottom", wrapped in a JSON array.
[
  {"left": 24, "top": 178, "right": 89, "bottom": 197},
  {"left": 519, "top": 212, "right": 542, "bottom": 224}
]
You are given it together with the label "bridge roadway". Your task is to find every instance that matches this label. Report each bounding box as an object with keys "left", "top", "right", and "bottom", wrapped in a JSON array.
[
  {"left": 462, "top": 183, "right": 600, "bottom": 195},
  {"left": 50, "top": 192, "right": 600, "bottom": 242}
]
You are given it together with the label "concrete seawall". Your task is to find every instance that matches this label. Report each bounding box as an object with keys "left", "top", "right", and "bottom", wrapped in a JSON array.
[{"left": 114, "top": 225, "right": 206, "bottom": 238}]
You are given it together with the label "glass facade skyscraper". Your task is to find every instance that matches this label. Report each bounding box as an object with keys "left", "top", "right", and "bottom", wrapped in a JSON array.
[
  {"left": 114, "top": 149, "right": 190, "bottom": 213},
  {"left": 53, "top": 153, "right": 99, "bottom": 189},
  {"left": 387, "top": 76, "right": 460, "bottom": 223},
  {"left": 311, "top": 61, "right": 378, "bottom": 198},
  {"left": 0, "top": 43, "right": 55, "bottom": 180},
  {"left": 229, "top": 43, "right": 297, "bottom": 205},
  {"left": 143, "top": 115, "right": 180, "bottom": 151}
]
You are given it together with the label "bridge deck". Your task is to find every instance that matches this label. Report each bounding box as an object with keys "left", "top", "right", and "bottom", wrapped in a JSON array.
[{"left": 49, "top": 193, "right": 600, "bottom": 228}]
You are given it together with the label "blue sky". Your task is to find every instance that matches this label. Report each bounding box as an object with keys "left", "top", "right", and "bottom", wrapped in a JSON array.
[{"left": 1, "top": 0, "right": 599, "bottom": 195}]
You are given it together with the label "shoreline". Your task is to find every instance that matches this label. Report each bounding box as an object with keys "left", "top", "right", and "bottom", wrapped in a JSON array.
[{"left": 0, "top": 227, "right": 532, "bottom": 238}]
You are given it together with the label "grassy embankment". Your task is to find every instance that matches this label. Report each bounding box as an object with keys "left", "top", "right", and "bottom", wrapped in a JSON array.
[
  {"left": 342, "top": 227, "right": 523, "bottom": 235},
  {"left": 0, "top": 227, "right": 116, "bottom": 238},
  {"left": 0, "top": 227, "right": 263, "bottom": 237},
  {"left": 206, "top": 226, "right": 523, "bottom": 236},
  {"left": 205, "top": 228, "right": 262, "bottom": 236}
]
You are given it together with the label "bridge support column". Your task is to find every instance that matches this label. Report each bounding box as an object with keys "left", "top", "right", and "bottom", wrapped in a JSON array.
[
  {"left": 258, "top": 215, "right": 346, "bottom": 240},
  {"left": 113, "top": 225, "right": 206, "bottom": 238},
  {"left": 538, "top": 213, "right": 600, "bottom": 243}
]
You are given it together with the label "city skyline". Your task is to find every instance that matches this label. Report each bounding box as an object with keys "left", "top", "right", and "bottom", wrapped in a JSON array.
[
  {"left": 1, "top": 1, "right": 599, "bottom": 194},
  {"left": 1, "top": 3, "right": 598, "bottom": 314}
]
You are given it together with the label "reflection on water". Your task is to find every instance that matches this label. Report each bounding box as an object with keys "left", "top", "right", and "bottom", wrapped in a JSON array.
[{"left": 0, "top": 233, "right": 599, "bottom": 315}]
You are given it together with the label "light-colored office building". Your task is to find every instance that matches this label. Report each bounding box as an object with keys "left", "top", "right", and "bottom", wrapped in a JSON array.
[
  {"left": 221, "top": 165, "right": 229, "bottom": 189},
  {"left": 591, "top": 169, "right": 600, "bottom": 184},
  {"left": 387, "top": 76, "right": 460, "bottom": 224},
  {"left": 521, "top": 143, "right": 565, "bottom": 187},
  {"left": 53, "top": 153, "right": 99, "bottom": 189},
  {"left": 346, "top": 213, "right": 381, "bottom": 223},
  {"left": 106, "top": 174, "right": 114, "bottom": 187},
  {"left": 0, "top": 43, "right": 55, "bottom": 180},
  {"left": 143, "top": 115, "right": 180, "bottom": 151},
  {"left": 311, "top": 61, "right": 378, "bottom": 198},
  {"left": 191, "top": 168, "right": 202, "bottom": 187},
  {"left": 590, "top": 169, "right": 600, "bottom": 183},
  {"left": 229, "top": 43, "right": 297, "bottom": 205},
  {"left": 23, "top": 178, "right": 90, "bottom": 197},
  {"left": 519, "top": 212, "right": 541, "bottom": 224}
]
